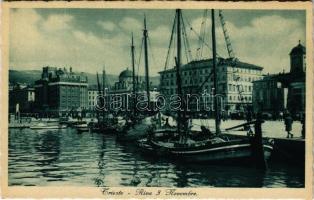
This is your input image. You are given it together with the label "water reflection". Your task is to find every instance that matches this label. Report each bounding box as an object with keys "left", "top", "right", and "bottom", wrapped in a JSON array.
[
  {"left": 9, "top": 128, "right": 304, "bottom": 187},
  {"left": 34, "top": 131, "right": 63, "bottom": 181}
]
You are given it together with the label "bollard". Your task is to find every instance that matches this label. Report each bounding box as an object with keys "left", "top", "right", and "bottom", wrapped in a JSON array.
[{"left": 251, "top": 115, "right": 267, "bottom": 170}]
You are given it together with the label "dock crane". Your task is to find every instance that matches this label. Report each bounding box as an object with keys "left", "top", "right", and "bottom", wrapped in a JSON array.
[{"left": 218, "top": 10, "right": 246, "bottom": 113}]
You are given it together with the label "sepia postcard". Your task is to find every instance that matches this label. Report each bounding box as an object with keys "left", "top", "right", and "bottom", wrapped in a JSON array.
[{"left": 1, "top": 1, "right": 313, "bottom": 199}]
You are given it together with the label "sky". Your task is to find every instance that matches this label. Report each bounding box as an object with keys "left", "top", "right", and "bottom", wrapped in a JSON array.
[{"left": 9, "top": 8, "right": 306, "bottom": 76}]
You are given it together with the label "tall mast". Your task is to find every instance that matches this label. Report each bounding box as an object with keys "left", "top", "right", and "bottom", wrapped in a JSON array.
[
  {"left": 211, "top": 9, "right": 221, "bottom": 134},
  {"left": 131, "top": 33, "right": 136, "bottom": 115},
  {"left": 143, "top": 15, "right": 150, "bottom": 110},
  {"left": 96, "top": 72, "right": 102, "bottom": 122},
  {"left": 102, "top": 67, "right": 106, "bottom": 121},
  {"left": 175, "top": 9, "right": 185, "bottom": 135}
]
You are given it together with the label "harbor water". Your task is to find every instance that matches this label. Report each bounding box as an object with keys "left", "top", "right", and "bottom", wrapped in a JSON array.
[{"left": 9, "top": 120, "right": 304, "bottom": 187}]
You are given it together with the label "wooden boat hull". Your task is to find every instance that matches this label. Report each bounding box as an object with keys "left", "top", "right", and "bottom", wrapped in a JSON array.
[
  {"left": 91, "top": 127, "right": 118, "bottom": 134},
  {"left": 30, "top": 125, "right": 66, "bottom": 130},
  {"left": 138, "top": 138, "right": 273, "bottom": 163}
]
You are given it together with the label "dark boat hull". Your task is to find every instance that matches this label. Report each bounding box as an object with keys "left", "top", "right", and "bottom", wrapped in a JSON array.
[{"left": 138, "top": 138, "right": 273, "bottom": 163}]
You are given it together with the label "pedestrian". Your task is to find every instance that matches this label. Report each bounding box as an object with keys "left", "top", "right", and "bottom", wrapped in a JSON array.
[
  {"left": 246, "top": 110, "right": 252, "bottom": 122},
  {"left": 279, "top": 111, "right": 283, "bottom": 121},
  {"left": 284, "top": 112, "right": 293, "bottom": 138}
]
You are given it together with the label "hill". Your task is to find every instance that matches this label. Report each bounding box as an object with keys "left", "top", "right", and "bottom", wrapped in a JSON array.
[{"left": 9, "top": 69, "right": 160, "bottom": 87}]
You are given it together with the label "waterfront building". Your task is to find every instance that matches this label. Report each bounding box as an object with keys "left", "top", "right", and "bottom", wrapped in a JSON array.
[
  {"left": 9, "top": 83, "right": 35, "bottom": 113},
  {"left": 252, "top": 75, "right": 285, "bottom": 116},
  {"left": 34, "top": 66, "right": 88, "bottom": 116},
  {"left": 88, "top": 85, "right": 99, "bottom": 110},
  {"left": 159, "top": 58, "right": 263, "bottom": 114},
  {"left": 108, "top": 68, "right": 159, "bottom": 113},
  {"left": 252, "top": 41, "right": 305, "bottom": 118},
  {"left": 287, "top": 42, "right": 306, "bottom": 116}
]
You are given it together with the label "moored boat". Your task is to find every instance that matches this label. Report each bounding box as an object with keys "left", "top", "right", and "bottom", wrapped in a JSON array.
[
  {"left": 137, "top": 9, "right": 273, "bottom": 167},
  {"left": 138, "top": 123, "right": 273, "bottom": 163},
  {"left": 30, "top": 122, "right": 66, "bottom": 130}
]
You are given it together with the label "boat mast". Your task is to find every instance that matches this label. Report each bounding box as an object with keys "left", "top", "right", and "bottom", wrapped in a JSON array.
[
  {"left": 102, "top": 67, "right": 107, "bottom": 122},
  {"left": 96, "top": 72, "right": 102, "bottom": 123},
  {"left": 143, "top": 16, "right": 150, "bottom": 110},
  {"left": 211, "top": 9, "right": 221, "bottom": 134},
  {"left": 131, "top": 33, "right": 136, "bottom": 116},
  {"left": 175, "top": 9, "right": 186, "bottom": 136}
]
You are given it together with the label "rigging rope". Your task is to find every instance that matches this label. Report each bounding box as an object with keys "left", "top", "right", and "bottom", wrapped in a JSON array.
[
  {"left": 136, "top": 37, "right": 144, "bottom": 79},
  {"left": 148, "top": 37, "right": 157, "bottom": 71},
  {"left": 181, "top": 13, "right": 193, "bottom": 62},
  {"left": 183, "top": 14, "right": 222, "bottom": 59},
  {"left": 164, "top": 13, "right": 177, "bottom": 71},
  {"left": 197, "top": 9, "right": 208, "bottom": 60}
]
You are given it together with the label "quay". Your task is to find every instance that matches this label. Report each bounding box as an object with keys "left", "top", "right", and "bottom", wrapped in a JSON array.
[
  {"left": 224, "top": 132, "right": 305, "bottom": 165},
  {"left": 271, "top": 137, "right": 305, "bottom": 165}
]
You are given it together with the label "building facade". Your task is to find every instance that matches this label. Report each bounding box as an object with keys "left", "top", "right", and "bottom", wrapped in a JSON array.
[
  {"left": 88, "top": 85, "right": 99, "bottom": 111},
  {"left": 107, "top": 68, "right": 159, "bottom": 113},
  {"left": 287, "top": 42, "right": 306, "bottom": 117},
  {"left": 252, "top": 41, "right": 305, "bottom": 118},
  {"left": 252, "top": 75, "right": 285, "bottom": 116},
  {"left": 34, "top": 67, "right": 88, "bottom": 116},
  {"left": 159, "top": 58, "right": 263, "bottom": 114},
  {"left": 9, "top": 84, "right": 35, "bottom": 113}
]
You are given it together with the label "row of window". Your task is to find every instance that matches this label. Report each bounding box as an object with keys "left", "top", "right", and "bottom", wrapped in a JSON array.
[
  {"left": 228, "top": 84, "right": 252, "bottom": 92},
  {"left": 228, "top": 95, "right": 252, "bottom": 102},
  {"left": 161, "top": 67, "right": 261, "bottom": 79},
  {"left": 162, "top": 75, "right": 262, "bottom": 87}
]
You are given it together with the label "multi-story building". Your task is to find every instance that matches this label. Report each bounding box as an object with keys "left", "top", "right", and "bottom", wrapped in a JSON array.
[
  {"left": 252, "top": 41, "right": 306, "bottom": 118},
  {"left": 9, "top": 83, "right": 35, "bottom": 113},
  {"left": 252, "top": 75, "right": 285, "bottom": 116},
  {"left": 108, "top": 68, "right": 159, "bottom": 113},
  {"left": 159, "top": 58, "right": 263, "bottom": 114},
  {"left": 287, "top": 42, "right": 306, "bottom": 116},
  {"left": 34, "top": 66, "right": 88, "bottom": 116},
  {"left": 88, "top": 85, "right": 99, "bottom": 111}
]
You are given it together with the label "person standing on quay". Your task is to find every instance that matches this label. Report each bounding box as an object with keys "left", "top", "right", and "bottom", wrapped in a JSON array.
[{"left": 284, "top": 112, "right": 293, "bottom": 138}]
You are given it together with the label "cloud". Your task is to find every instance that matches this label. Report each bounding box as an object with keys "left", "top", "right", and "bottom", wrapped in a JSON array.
[
  {"left": 223, "top": 15, "right": 305, "bottom": 73},
  {"left": 182, "top": 14, "right": 305, "bottom": 74},
  {"left": 149, "top": 25, "right": 171, "bottom": 47},
  {"left": 97, "top": 21, "right": 116, "bottom": 32},
  {"left": 118, "top": 17, "right": 142, "bottom": 33},
  {"left": 42, "top": 14, "right": 73, "bottom": 32},
  {"left": 9, "top": 9, "right": 305, "bottom": 77},
  {"left": 9, "top": 9, "right": 130, "bottom": 75}
]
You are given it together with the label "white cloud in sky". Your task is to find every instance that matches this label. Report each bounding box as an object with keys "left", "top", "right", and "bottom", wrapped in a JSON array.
[
  {"left": 9, "top": 9, "right": 305, "bottom": 77},
  {"left": 97, "top": 21, "right": 116, "bottom": 32},
  {"left": 42, "top": 14, "right": 73, "bottom": 32},
  {"left": 118, "top": 17, "right": 143, "bottom": 33},
  {"left": 224, "top": 15, "right": 305, "bottom": 73}
]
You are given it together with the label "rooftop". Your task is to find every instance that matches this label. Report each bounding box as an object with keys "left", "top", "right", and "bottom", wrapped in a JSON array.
[
  {"left": 290, "top": 41, "right": 306, "bottom": 55},
  {"left": 159, "top": 57, "right": 263, "bottom": 73},
  {"left": 119, "top": 68, "right": 133, "bottom": 79}
]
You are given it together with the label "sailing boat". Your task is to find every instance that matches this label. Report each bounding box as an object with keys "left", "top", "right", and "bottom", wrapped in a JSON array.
[
  {"left": 90, "top": 69, "right": 121, "bottom": 133},
  {"left": 117, "top": 18, "right": 156, "bottom": 142},
  {"left": 138, "top": 9, "right": 273, "bottom": 166}
]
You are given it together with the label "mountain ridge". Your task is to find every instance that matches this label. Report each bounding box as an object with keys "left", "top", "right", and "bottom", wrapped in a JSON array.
[{"left": 9, "top": 69, "right": 160, "bottom": 87}]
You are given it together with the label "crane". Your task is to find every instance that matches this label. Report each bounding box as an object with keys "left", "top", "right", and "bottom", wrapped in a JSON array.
[{"left": 218, "top": 10, "right": 246, "bottom": 113}]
